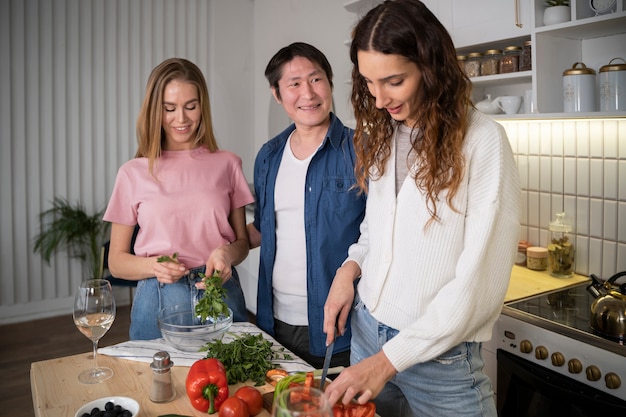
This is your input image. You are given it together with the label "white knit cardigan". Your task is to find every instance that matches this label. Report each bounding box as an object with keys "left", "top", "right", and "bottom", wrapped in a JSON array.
[{"left": 347, "top": 109, "right": 521, "bottom": 372}]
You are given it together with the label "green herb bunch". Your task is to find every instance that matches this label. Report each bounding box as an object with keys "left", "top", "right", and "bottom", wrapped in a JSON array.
[
  {"left": 201, "top": 332, "right": 293, "bottom": 385},
  {"left": 195, "top": 270, "right": 229, "bottom": 323},
  {"left": 156, "top": 253, "right": 229, "bottom": 323}
]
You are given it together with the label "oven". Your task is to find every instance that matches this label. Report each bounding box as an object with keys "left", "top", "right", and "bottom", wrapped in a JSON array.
[{"left": 495, "top": 281, "right": 626, "bottom": 416}]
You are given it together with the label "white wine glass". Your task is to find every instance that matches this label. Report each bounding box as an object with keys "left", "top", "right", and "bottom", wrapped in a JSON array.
[
  {"left": 271, "top": 386, "right": 332, "bottom": 417},
  {"left": 73, "top": 279, "right": 116, "bottom": 384}
]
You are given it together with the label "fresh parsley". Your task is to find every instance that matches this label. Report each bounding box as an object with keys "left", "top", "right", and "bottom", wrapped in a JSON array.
[
  {"left": 156, "top": 253, "right": 228, "bottom": 323},
  {"left": 200, "top": 332, "right": 293, "bottom": 385},
  {"left": 195, "top": 270, "right": 229, "bottom": 323}
]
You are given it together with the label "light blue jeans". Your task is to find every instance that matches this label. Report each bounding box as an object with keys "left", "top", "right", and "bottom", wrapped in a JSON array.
[
  {"left": 351, "top": 299, "right": 496, "bottom": 417},
  {"left": 129, "top": 266, "right": 248, "bottom": 340}
]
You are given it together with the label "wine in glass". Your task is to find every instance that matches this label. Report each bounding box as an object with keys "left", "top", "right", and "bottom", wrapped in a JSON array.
[
  {"left": 73, "top": 279, "right": 116, "bottom": 384},
  {"left": 271, "top": 386, "right": 333, "bottom": 417}
]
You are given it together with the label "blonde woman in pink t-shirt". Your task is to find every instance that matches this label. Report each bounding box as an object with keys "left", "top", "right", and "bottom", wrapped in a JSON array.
[{"left": 103, "top": 58, "right": 254, "bottom": 339}]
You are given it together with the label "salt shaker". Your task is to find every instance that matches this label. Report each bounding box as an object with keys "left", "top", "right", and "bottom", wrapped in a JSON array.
[{"left": 150, "top": 351, "right": 176, "bottom": 403}]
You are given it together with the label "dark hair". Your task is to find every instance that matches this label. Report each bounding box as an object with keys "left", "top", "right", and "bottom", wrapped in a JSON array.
[
  {"left": 264, "top": 42, "right": 334, "bottom": 99},
  {"left": 350, "top": 0, "right": 471, "bottom": 222},
  {"left": 136, "top": 58, "right": 218, "bottom": 176}
]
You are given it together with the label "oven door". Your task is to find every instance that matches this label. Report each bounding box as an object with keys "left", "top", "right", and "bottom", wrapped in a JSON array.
[{"left": 497, "top": 349, "right": 626, "bottom": 416}]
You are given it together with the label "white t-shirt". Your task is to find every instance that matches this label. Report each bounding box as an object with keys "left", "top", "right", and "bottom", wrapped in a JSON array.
[{"left": 272, "top": 133, "right": 316, "bottom": 325}]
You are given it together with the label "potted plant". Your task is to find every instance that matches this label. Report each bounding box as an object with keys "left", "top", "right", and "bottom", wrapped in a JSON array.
[
  {"left": 544, "top": 0, "right": 571, "bottom": 26},
  {"left": 33, "top": 197, "right": 110, "bottom": 279}
]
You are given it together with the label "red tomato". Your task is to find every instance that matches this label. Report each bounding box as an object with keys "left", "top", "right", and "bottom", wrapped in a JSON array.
[
  {"left": 234, "top": 386, "right": 263, "bottom": 416},
  {"left": 218, "top": 396, "right": 249, "bottom": 417},
  {"left": 332, "top": 402, "right": 376, "bottom": 417}
]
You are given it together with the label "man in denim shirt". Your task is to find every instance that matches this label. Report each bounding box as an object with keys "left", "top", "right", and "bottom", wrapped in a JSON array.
[{"left": 247, "top": 43, "right": 366, "bottom": 369}]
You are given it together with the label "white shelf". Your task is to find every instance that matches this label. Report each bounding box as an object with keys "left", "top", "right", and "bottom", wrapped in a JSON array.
[{"left": 470, "top": 71, "right": 533, "bottom": 87}]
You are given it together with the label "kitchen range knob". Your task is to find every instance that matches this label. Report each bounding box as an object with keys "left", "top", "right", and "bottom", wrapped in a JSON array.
[
  {"left": 568, "top": 359, "right": 583, "bottom": 374},
  {"left": 551, "top": 352, "right": 565, "bottom": 367},
  {"left": 605, "top": 373, "right": 621, "bottom": 390},
  {"left": 535, "top": 346, "right": 549, "bottom": 360},
  {"left": 586, "top": 365, "right": 602, "bottom": 382},
  {"left": 519, "top": 340, "right": 533, "bottom": 354}
]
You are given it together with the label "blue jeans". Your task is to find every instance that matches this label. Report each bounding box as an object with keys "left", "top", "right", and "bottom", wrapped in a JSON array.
[
  {"left": 129, "top": 266, "right": 248, "bottom": 340},
  {"left": 351, "top": 300, "right": 496, "bottom": 417}
]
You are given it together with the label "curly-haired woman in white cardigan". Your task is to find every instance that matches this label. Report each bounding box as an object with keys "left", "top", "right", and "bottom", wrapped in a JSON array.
[{"left": 323, "top": 1, "right": 521, "bottom": 416}]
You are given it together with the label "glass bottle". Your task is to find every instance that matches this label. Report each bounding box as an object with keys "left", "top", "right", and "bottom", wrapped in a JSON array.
[{"left": 547, "top": 212, "right": 575, "bottom": 278}]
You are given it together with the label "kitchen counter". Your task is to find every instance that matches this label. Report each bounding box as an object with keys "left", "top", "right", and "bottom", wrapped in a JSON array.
[
  {"left": 31, "top": 352, "right": 276, "bottom": 417},
  {"left": 31, "top": 322, "right": 312, "bottom": 417},
  {"left": 504, "top": 265, "right": 590, "bottom": 304}
]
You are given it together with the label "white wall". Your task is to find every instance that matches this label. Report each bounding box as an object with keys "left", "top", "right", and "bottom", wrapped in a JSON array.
[
  {"left": 0, "top": 0, "right": 255, "bottom": 324},
  {"left": 0, "top": 0, "right": 358, "bottom": 324},
  {"left": 251, "top": 0, "right": 357, "bottom": 157}
]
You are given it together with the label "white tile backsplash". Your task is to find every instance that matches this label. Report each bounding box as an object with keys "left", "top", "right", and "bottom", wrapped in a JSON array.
[
  {"left": 604, "top": 200, "right": 618, "bottom": 241},
  {"left": 590, "top": 159, "right": 604, "bottom": 198},
  {"left": 576, "top": 122, "right": 591, "bottom": 158},
  {"left": 619, "top": 202, "right": 626, "bottom": 243},
  {"left": 590, "top": 121, "right": 604, "bottom": 158},
  {"left": 501, "top": 118, "right": 625, "bottom": 279},
  {"left": 577, "top": 158, "right": 590, "bottom": 197},
  {"left": 604, "top": 159, "right": 618, "bottom": 200}
]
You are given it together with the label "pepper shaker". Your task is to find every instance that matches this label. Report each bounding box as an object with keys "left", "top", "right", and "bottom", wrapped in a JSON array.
[{"left": 150, "top": 351, "right": 176, "bottom": 403}]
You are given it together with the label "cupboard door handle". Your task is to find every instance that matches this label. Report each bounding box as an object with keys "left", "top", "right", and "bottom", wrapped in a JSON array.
[{"left": 515, "top": 0, "right": 523, "bottom": 28}]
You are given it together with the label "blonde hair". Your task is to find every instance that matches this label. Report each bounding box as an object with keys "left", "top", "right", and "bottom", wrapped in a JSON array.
[{"left": 135, "top": 58, "right": 218, "bottom": 176}]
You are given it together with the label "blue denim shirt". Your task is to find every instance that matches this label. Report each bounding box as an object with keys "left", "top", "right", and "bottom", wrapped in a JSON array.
[{"left": 252, "top": 113, "right": 366, "bottom": 357}]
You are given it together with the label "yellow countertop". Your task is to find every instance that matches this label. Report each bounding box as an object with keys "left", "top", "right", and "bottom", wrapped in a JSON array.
[{"left": 504, "top": 265, "right": 590, "bottom": 304}]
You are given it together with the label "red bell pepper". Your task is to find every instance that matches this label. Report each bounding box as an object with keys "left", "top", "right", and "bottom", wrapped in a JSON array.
[{"left": 186, "top": 358, "right": 229, "bottom": 414}]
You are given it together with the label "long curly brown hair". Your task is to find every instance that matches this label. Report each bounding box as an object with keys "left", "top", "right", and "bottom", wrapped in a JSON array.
[
  {"left": 135, "top": 58, "right": 218, "bottom": 177},
  {"left": 350, "top": 0, "right": 472, "bottom": 222}
]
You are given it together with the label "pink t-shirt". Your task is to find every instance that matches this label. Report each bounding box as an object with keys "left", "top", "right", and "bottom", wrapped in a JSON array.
[{"left": 103, "top": 146, "right": 254, "bottom": 268}]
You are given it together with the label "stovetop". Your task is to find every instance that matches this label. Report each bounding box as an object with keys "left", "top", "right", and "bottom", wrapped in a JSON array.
[{"left": 502, "top": 281, "right": 626, "bottom": 358}]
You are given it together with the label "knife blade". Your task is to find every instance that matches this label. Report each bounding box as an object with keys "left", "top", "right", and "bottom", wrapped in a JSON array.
[{"left": 319, "top": 322, "right": 338, "bottom": 391}]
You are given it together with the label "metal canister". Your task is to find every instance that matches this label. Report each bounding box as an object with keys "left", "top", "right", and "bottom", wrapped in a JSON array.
[
  {"left": 563, "top": 62, "right": 596, "bottom": 112},
  {"left": 599, "top": 57, "right": 626, "bottom": 112}
]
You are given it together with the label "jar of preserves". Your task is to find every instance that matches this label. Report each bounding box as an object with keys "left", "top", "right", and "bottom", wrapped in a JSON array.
[
  {"left": 520, "top": 41, "right": 532, "bottom": 71},
  {"left": 526, "top": 247, "right": 548, "bottom": 271},
  {"left": 500, "top": 46, "right": 521, "bottom": 73},
  {"left": 465, "top": 52, "right": 483, "bottom": 78},
  {"left": 481, "top": 49, "right": 502, "bottom": 76},
  {"left": 548, "top": 212, "right": 574, "bottom": 278}
]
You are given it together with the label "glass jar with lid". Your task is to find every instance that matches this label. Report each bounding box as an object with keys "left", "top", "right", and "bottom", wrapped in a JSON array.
[
  {"left": 499, "top": 46, "right": 521, "bottom": 73},
  {"left": 481, "top": 49, "right": 502, "bottom": 76},
  {"left": 547, "top": 212, "right": 575, "bottom": 278},
  {"left": 464, "top": 52, "right": 483, "bottom": 78},
  {"left": 457, "top": 55, "right": 467, "bottom": 72},
  {"left": 519, "top": 41, "right": 532, "bottom": 71}
]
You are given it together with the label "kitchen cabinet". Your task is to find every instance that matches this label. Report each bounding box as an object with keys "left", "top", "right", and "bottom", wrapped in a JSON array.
[
  {"left": 460, "top": 0, "right": 626, "bottom": 117},
  {"left": 442, "top": 0, "right": 531, "bottom": 48},
  {"left": 345, "top": 0, "right": 626, "bottom": 118}
]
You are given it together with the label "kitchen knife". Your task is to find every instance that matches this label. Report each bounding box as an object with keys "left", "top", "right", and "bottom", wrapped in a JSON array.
[{"left": 319, "top": 322, "right": 338, "bottom": 391}]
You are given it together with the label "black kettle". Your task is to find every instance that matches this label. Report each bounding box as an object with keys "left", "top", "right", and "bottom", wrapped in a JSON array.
[{"left": 586, "top": 271, "right": 626, "bottom": 341}]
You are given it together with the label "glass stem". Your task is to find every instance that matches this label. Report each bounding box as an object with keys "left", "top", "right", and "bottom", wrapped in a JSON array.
[{"left": 92, "top": 339, "right": 99, "bottom": 371}]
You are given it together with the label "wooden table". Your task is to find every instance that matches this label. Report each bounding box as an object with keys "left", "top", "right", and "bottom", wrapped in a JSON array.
[{"left": 31, "top": 352, "right": 275, "bottom": 417}]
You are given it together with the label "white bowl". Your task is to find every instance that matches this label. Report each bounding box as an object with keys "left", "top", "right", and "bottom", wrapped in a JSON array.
[
  {"left": 158, "top": 304, "right": 232, "bottom": 352},
  {"left": 74, "top": 396, "right": 139, "bottom": 417}
]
